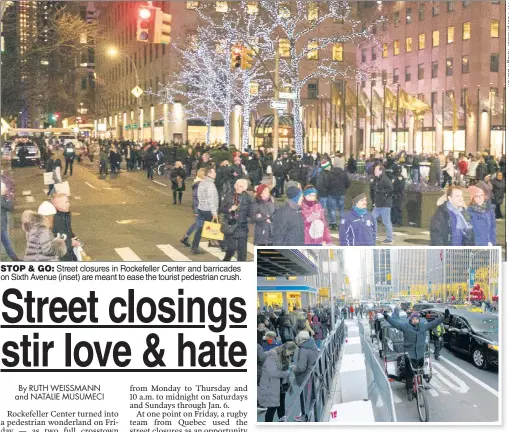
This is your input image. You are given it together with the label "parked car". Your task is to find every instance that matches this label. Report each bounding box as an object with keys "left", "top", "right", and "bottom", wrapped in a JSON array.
[
  {"left": 436, "top": 309, "right": 498, "bottom": 369},
  {"left": 10, "top": 140, "right": 41, "bottom": 166}
]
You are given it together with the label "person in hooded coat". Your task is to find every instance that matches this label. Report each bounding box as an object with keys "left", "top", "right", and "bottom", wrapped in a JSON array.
[
  {"left": 250, "top": 184, "right": 276, "bottom": 246},
  {"left": 300, "top": 186, "right": 332, "bottom": 246},
  {"left": 467, "top": 184, "right": 496, "bottom": 246},
  {"left": 21, "top": 210, "right": 67, "bottom": 261}
]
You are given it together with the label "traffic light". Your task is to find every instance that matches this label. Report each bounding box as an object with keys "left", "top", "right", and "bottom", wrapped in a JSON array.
[
  {"left": 231, "top": 44, "right": 242, "bottom": 69},
  {"left": 154, "top": 9, "right": 171, "bottom": 44},
  {"left": 137, "top": 6, "right": 156, "bottom": 42},
  {"left": 241, "top": 47, "right": 255, "bottom": 70}
]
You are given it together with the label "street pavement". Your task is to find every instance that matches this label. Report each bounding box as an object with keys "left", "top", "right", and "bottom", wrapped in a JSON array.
[
  {"left": 360, "top": 318, "right": 499, "bottom": 423},
  {"left": 1, "top": 156, "right": 506, "bottom": 261}
]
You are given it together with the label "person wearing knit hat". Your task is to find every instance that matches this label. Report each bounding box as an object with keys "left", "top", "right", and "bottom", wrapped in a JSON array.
[
  {"left": 271, "top": 153, "right": 290, "bottom": 198},
  {"left": 272, "top": 186, "right": 305, "bottom": 246},
  {"left": 467, "top": 181, "right": 496, "bottom": 246},
  {"left": 339, "top": 193, "right": 376, "bottom": 246},
  {"left": 301, "top": 186, "right": 332, "bottom": 246},
  {"left": 321, "top": 159, "right": 331, "bottom": 170},
  {"left": 1, "top": 182, "right": 19, "bottom": 260},
  {"left": 251, "top": 183, "right": 275, "bottom": 246}
]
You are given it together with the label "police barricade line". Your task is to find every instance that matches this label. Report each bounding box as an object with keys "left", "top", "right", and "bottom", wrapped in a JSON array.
[
  {"left": 282, "top": 319, "right": 345, "bottom": 422},
  {"left": 359, "top": 320, "right": 397, "bottom": 422}
]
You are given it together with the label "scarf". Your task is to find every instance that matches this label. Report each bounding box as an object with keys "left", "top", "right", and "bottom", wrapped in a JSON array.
[
  {"left": 353, "top": 206, "right": 368, "bottom": 216},
  {"left": 470, "top": 202, "right": 488, "bottom": 213},
  {"left": 446, "top": 202, "right": 472, "bottom": 231}
]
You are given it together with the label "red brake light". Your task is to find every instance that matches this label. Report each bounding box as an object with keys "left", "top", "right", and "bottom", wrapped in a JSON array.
[{"left": 139, "top": 8, "right": 151, "bottom": 19}]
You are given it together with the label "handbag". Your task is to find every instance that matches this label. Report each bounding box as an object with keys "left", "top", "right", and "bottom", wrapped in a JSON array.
[
  {"left": 221, "top": 214, "right": 238, "bottom": 236},
  {"left": 202, "top": 221, "right": 224, "bottom": 241},
  {"left": 43, "top": 172, "right": 54, "bottom": 185},
  {"left": 54, "top": 181, "right": 70, "bottom": 196},
  {"left": 280, "top": 381, "right": 290, "bottom": 394}
]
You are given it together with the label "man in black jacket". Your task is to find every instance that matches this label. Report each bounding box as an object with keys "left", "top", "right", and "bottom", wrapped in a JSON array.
[
  {"left": 327, "top": 165, "right": 351, "bottom": 230},
  {"left": 52, "top": 193, "right": 80, "bottom": 261},
  {"left": 63, "top": 143, "right": 76, "bottom": 176},
  {"left": 372, "top": 164, "right": 394, "bottom": 244}
]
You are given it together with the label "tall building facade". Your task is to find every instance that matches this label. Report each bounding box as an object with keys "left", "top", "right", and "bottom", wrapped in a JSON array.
[
  {"left": 358, "top": 0, "right": 506, "bottom": 157},
  {"left": 93, "top": 1, "right": 364, "bottom": 153}
]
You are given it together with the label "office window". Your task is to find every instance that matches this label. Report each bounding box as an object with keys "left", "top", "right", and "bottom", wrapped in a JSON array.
[
  {"left": 81, "top": 77, "right": 87, "bottom": 89},
  {"left": 419, "top": 3, "right": 425, "bottom": 20},
  {"left": 431, "top": 91, "right": 437, "bottom": 108},
  {"left": 279, "top": 39, "right": 290, "bottom": 58},
  {"left": 382, "top": 43, "right": 388, "bottom": 58},
  {"left": 447, "top": 1, "right": 454, "bottom": 12},
  {"left": 308, "top": 2, "right": 318, "bottom": 21},
  {"left": 433, "top": 30, "right": 439, "bottom": 47},
  {"left": 186, "top": 1, "right": 199, "bottom": 9},
  {"left": 418, "top": 34, "right": 425, "bottom": 50},
  {"left": 393, "top": 68, "right": 399, "bottom": 84},
  {"left": 405, "top": 66, "right": 411, "bottom": 82},
  {"left": 491, "top": 20, "right": 499, "bottom": 37},
  {"left": 394, "top": 11, "right": 400, "bottom": 27},
  {"left": 406, "top": 37, "right": 412, "bottom": 52},
  {"left": 490, "top": 54, "right": 499, "bottom": 72},
  {"left": 406, "top": 8, "right": 412, "bottom": 24},
  {"left": 447, "top": 26, "right": 454, "bottom": 43},
  {"left": 308, "top": 82, "right": 318, "bottom": 99},
  {"left": 432, "top": 61, "right": 438, "bottom": 78},
  {"left": 462, "top": 55, "right": 469, "bottom": 73},
  {"left": 307, "top": 41, "right": 318, "bottom": 60},
  {"left": 418, "top": 63, "right": 424, "bottom": 80},
  {"left": 216, "top": 1, "right": 228, "bottom": 12},
  {"left": 446, "top": 58, "right": 453, "bottom": 76},
  {"left": 432, "top": 5, "right": 439, "bottom": 16},
  {"left": 333, "top": 43, "right": 343, "bottom": 61},
  {"left": 393, "top": 40, "right": 400, "bottom": 56},
  {"left": 361, "top": 48, "right": 367, "bottom": 63},
  {"left": 382, "top": 70, "right": 387, "bottom": 85},
  {"left": 463, "top": 22, "right": 471, "bottom": 40}
]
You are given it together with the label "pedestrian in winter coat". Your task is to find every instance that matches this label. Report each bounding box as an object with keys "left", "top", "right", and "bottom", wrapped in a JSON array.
[
  {"left": 372, "top": 164, "right": 394, "bottom": 244},
  {"left": 280, "top": 319, "right": 296, "bottom": 344},
  {"left": 170, "top": 161, "right": 187, "bottom": 205},
  {"left": 63, "top": 143, "right": 75, "bottom": 176},
  {"left": 247, "top": 154, "right": 263, "bottom": 187},
  {"left": 294, "top": 332, "right": 319, "bottom": 386},
  {"left": 428, "top": 155, "right": 441, "bottom": 187},
  {"left": 230, "top": 157, "right": 246, "bottom": 188},
  {"left": 221, "top": 179, "right": 252, "bottom": 261},
  {"left": 272, "top": 186, "right": 305, "bottom": 246},
  {"left": 258, "top": 342, "right": 297, "bottom": 422},
  {"left": 430, "top": 186, "right": 475, "bottom": 246},
  {"left": 391, "top": 166, "right": 405, "bottom": 226},
  {"left": 250, "top": 184, "right": 276, "bottom": 246},
  {"left": 310, "top": 314, "right": 323, "bottom": 347},
  {"left": 180, "top": 169, "right": 205, "bottom": 247},
  {"left": 21, "top": 210, "right": 67, "bottom": 261},
  {"left": 301, "top": 186, "right": 332, "bottom": 246},
  {"left": 257, "top": 344, "right": 267, "bottom": 386},
  {"left": 1, "top": 182, "right": 18, "bottom": 260},
  {"left": 476, "top": 157, "right": 488, "bottom": 181},
  {"left": 316, "top": 160, "right": 331, "bottom": 220},
  {"left": 52, "top": 193, "right": 80, "bottom": 261},
  {"left": 441, "top": 158, "right": 455, "bottom": 188},
  {"left": 340, "top": 193, "right": 376, "bottom": 246},
  {"left": 327, "top": 166, "right": 351, "bottom": 229},
  {"left": 467, "top": 184, "right": 496, "bottom": 246},
  {"left": 491, "top": 171, "right": 506, "bottom": 219}
]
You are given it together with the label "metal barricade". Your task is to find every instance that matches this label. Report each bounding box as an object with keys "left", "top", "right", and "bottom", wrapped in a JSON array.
[
  {"left": 283, "top": 319, "right": 345, "bottom": 422},
  {"left": 359, "top": 324, "right": 397, "bottom": 422}
]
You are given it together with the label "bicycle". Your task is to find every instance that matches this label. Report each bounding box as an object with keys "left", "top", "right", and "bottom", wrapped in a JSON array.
[{"left": 404, "top": 353, "right": 429, "bottom": 422}]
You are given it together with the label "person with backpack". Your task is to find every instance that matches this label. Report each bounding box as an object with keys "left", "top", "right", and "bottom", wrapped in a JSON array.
[{"left": 432, "top": 321, "right": 445, "bottom": 361}]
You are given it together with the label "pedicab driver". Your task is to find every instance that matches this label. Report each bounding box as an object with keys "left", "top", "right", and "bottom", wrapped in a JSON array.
[{"left": 383, "top": 309, "right": 449, "bottom": 400}]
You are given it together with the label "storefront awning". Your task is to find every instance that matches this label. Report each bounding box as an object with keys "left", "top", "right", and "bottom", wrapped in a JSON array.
[
  {"left": 257, "top": 249, "right": 317, "bottom": 277},
  {"left": 257, "top": 285, "right": 318, "bottom": 293}
]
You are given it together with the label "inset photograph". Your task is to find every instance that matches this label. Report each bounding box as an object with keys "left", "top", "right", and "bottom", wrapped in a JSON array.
[{"left": 256, "top": 248, "right": 500, "bottom": 423}]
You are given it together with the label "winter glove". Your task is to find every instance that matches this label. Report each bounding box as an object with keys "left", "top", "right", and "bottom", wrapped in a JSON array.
[{"left": 444, "top": 309, "right": 450, "bottom": 319}]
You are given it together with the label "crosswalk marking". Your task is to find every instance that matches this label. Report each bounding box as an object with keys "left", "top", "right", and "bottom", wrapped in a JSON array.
[
  {"left": 153, "top": 180, "right": 167, "bottom": 187},
  {"left": 85, "top": 182, "right": 98, "bottom": 190},
  {"left": 428, "top": 375, "right": 450, "bottom": 395},
  {"left": 114, "top": 247, "right": 142, "bottom": 261},
  {"left": 25, "top": 196, "right": 35, "bottom": 203},
  {"left": 433, "top": 363, "right": 470, "bottom": 393},
  {"left": 428, "top": 388, "right": 439, "bottom": 398},
  {"left": 392, "top": 232, "right": 408, "bottom": 237},
  {"left": 421, "top": 231, "right": 431, "bottom": 235},
  {"left": 199, "top": 242, "right": 234, "bottom": 261},
  {"left": 22, "top": 190, "right": 32, "bottom": 196},
  {"left": 157, "top": 245, "right": 191, "bottom": 262}
]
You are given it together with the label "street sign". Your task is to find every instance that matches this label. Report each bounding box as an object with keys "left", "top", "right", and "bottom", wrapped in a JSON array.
[
  {"left": 270, "top": 100, "right": 288, "bottom": 110},
  {"left": 131, "top": 86, "right": 143, "bottom": 98},
  {"left": 468, "top": 269, "right": 475, "bottom": 288},
  {"left": 279, "top": 92, "right": 297, "bottom": 100},
  {"left": 319, "top": 288, "right": 329, "bottom": 297}
]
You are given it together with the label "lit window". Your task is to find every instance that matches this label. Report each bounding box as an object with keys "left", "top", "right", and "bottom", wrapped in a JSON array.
[
  {"left": 463, "top": 22, "right": 470, "bottom": 40},
  {"left": 186, "top": 1, "right": 199, "bottom": 9},
  {"left": 215, "top": 1, "right": 228, "bottom": 12},
  {"left": 382, "top": 43, "right": 388, "bottom": 58},
  {"left": 491, "top": 20, "right": 499, "bottom": 37},
  {"left": 393, "top": 40, "right": 400, "bottom": 56},
  {"left": 447, "top": 26, "right": 454, "bottom": 43},
  {"left": 279, "top": 39, "right": 290, "bottom": 58},
  {"left": 247, "top": 1, "right": 258, "bottom": 14},
  {"left": 333, "top": 43, "right": 343, "bottom": 61},
  {"left": 307, "top": 41, "right": 318, "bottom": 60},
  {"left": 406, "top": 37, "right": 412, "bottom": 52},
  {"left": 418, "top": 33, "right": 425, "bottom": 50},
  {"left": 432, "top": 30, "right": 439, "bottom": 47},
  {"left": 308, "top": 2, "right": 318, "bottom": 21},
  {"left": 406, "top": 7, "right": 412, "bottom": 24}
]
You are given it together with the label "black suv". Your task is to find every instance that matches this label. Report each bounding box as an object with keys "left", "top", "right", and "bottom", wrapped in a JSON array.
[{"left": 434, "top": 309, "right": 498, "bottom": 369}]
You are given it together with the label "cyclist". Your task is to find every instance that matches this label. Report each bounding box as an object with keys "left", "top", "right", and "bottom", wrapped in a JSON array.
[{"left": 383, "top": 309, "right": 449, "bottom": 400}]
